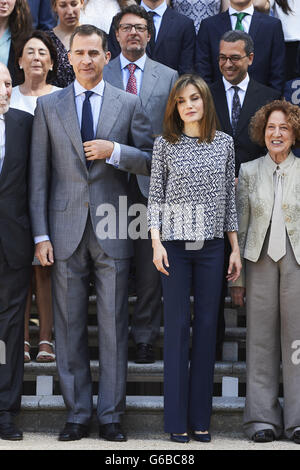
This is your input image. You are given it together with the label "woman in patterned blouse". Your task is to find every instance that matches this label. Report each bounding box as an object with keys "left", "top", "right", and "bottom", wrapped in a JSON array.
[
  {"left": 47, "top": 0, "right": 84, "bottom": 88},
  {"left": 148, "top": 74, "right": 241, "bottom": 443}
]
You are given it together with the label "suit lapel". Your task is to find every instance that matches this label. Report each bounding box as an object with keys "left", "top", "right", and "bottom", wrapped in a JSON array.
[
  {"left": 0, "top": 110, "right": 18, "bottom": 183},
  {"left": 96, "top": 82, "right": 123, "bottom": 139},
  {"left": 56, "top": 85, "right": 87, "bottom": 168},
  {"left": 248, "top": 10, "right": 261, "bottom": 40},
  {"left": 236, "top": 79, "right": 259, "bottom": 135},
  {"left": 104, "top": 57, "right": 124, "bottom": 90},
  {"left": 220, "top": 11, "right": 233, "bottom": 34},
  {"left": 213, "top": 81, "right": 232, "bottom": 135},
  {"left": 153, "top": 7, "right": 173, "bottom": 53},
  {"left": 140, "top": 57, "right": 158, "bottom": 108}
]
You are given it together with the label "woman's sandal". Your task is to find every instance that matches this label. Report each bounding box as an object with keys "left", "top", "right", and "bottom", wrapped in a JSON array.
[
  {"left": 36, "top": 340, "right": 56, "bottom": 363},
  {"left": 24, "top": 341, "right": 31, "bottom": 363}
]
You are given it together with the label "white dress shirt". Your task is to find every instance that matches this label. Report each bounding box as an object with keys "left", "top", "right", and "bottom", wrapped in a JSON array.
[
  {"left": 119, "top": 53, "right": 147, "bottom": 95},
  {"left": 140, "top": 0, "right": 168, "bottom": 40},
  {"left": 222, "top": 74, "right": 250, "bottom": 125},
  {"left": 228, "top": 4, "right": 254, "bottom": 33},
  {"left": 0, "top": 114, "right": 5, "bottom": 174}
]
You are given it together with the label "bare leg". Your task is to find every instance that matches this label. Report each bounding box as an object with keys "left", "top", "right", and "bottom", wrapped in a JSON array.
[{"left": 35, "top": 265, "right": 54, "bottom": 360}]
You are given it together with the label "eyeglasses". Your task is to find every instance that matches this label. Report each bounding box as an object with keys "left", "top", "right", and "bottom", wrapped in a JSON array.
[
  {"left": 119, "top": 24, "right": 148, "bottom": 33},
  {"left": 218, "top": 54, "right": 249, "bottom": 64}
]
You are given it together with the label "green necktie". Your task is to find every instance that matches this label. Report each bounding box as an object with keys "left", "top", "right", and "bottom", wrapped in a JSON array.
[{"left": 233, "top": 12, "right": 248, "bottom": 31}]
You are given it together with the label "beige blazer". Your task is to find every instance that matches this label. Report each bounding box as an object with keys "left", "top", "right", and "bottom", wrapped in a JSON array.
[{"left": 232, "top": 152, "right": 300, "bottom": 287}]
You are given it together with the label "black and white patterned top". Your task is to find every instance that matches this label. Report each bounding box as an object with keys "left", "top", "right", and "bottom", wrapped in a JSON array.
[
  {"left": 172, "top": 0, "right": 221, "bottom": 33},
  {"left": 147, "top": 131, "right": 238, "bottom": 241}
]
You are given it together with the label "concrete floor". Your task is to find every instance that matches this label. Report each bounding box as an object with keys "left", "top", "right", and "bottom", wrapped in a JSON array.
[{"left": 0, "top": 431, "right": 298, "bottom": 451}]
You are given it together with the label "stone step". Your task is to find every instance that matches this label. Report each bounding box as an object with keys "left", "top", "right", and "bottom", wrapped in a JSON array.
[
  {"left": 27, "top": 326, "right": 247, "bottom": 348},
  {"left": 23, "top": 360, "right": 251, "bottom": 384},
  {"left": 17, "top": 395, "right": 245, "bottom": 433},
  {"left": 30, "top": 295, "right": 245, "bottom": 316}
]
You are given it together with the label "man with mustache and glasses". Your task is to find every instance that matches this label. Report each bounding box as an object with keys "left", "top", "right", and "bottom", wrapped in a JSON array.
[{"left": 0, "top": 62, "right": 34, "bottom": 440}]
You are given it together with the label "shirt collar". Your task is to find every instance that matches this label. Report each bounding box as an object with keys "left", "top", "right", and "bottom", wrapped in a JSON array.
[
  {"left": 229, "top": 4, "right": 254, "bottom": 16},
  {"left": 223, "top": 73, "right": 250, "bottom": 92},
  {"left": 140, "top": 0, "right": 167, "bottom": 17},
  {"left": 74, "top": 79, "right": 105, "bottom": 97},
  {"left": 0, "top": 114, "right": 5, "bottom": 121},
  {"left": 120, "top": 52, "right": 147, "bottom": 71},
  {"left": 265, "top": 151, "right": 296, "bottom": 174}
]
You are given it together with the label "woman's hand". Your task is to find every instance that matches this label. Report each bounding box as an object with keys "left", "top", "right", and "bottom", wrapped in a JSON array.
[
  {"left": 230, "top": 286, "right": 246, "bottom": 307},
  {"left": 227, "top": 250, "right": 242, "bottom": 282},
  {"left": 152, "top": 240, "right": 169, "bottom": 276}
]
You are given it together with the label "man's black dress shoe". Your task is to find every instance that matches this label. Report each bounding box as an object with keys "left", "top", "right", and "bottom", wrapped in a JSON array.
[
  {"left": 170, "top": 433, "right": 190, "bottom": 443},
  {"left": 135, "top": 343, "right": 155, "bottom": 364},
  {"left": 191, "top": 431, "right": 211, "bottom": 442},
  {"left": 0, "top": 423, "right": 23, "bottom": 441},
  {"left": 99, "top": 423, "right": 127, "bottom": 442},
  {"left": 252, "top": 429, "right": 275, "bottom": 443},
  {"left": 58, "top": 422, "right": 89, "bottom": 441},
  {"left": 293, "top": 430, "right": 300, "bottom": 444}
]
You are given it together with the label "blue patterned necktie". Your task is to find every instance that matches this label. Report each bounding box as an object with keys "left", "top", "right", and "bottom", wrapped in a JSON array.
[
  {"left": 81, "top": 90, "right": 94, "bottom": 168},
  {"left": 231, "top": 86, "right": 241, "bottom": 136}
]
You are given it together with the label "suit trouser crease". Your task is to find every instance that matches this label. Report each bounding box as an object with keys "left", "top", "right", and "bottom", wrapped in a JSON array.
[
  {"left": 162, "top": 239, "right": 224, "bottom": 433},
  {"left": 52, "top": 216, "right": 129, "bottom": 425},
  {"left": 129, "top": 175, "right": 162, "bottom": 345},
  {"left": 243, "top": 230, "right": 300, "bottom": 439}
]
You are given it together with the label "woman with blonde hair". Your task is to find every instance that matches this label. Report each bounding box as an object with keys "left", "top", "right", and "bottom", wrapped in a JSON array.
[{"left": 148, "top": 74, "right": 241, "bottom": 443}]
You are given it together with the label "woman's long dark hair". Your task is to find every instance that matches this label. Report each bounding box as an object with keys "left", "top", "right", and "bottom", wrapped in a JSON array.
[
  {"left": 9, "top": 0, "right": 32, "bottom": 42},
  {"left": 275, "top": 0, "right": 293, "bottom": 15}
]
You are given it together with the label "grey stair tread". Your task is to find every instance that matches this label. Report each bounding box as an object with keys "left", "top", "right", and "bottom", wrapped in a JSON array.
[
  {"left": 20, "top": 395, "right": 245, "bottom": 412},
  {"left": 28, "top": 325, "right": 247, "bottom": 343},
  {"left": 23, "top": 360, "right": 247, "bottom": 382}
]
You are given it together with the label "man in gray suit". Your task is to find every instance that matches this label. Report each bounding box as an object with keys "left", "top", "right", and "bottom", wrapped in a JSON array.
[
  {"left": 29, "top": 25, "right": 153, "bottom": 442},
  {"left": 104, "top": 4, "right": 178, "bottom": 363}
]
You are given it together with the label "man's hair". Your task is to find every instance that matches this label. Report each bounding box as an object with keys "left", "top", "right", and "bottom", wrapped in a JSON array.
[
  {"left": 112, "top": 4, "right": 154, "bottom": 37},
  {"left": 69, "top": 24, "right": 108, "bottom": 52},
  {"left": 220, "top": 30, "right": 254, "bottom": 56}
]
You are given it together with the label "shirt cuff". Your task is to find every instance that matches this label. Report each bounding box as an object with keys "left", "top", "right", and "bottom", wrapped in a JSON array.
[
  {"left": 34, "top": 235, "right": 50, "bottom": 244},
  {"left": 106, "top": 142, "right": 120, "bottom": 168}
]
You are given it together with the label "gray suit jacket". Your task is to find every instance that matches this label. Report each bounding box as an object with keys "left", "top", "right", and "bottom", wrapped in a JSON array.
[
  {"left": 29, "top": 81, "right": 153, "bottom": 261},
  {"left": 231, "top": 152, "right": 300, "bottom": 288},
  {"left": 103, "top": 55, "right": 178, "bottom": 197}
]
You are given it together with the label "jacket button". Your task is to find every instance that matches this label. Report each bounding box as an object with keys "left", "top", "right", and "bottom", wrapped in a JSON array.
[{"left": 84, "top": 202, "right": 89, "bottom": 208}]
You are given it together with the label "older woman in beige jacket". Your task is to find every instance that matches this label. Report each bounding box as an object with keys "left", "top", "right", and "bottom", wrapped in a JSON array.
[{"left": 231, "top": 100, "right": 300, "bottom": 445}]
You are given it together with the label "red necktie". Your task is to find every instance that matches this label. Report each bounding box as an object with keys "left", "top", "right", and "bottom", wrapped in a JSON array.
[{"left": 126, "top": 63, "right": 137, "bottom": 95}]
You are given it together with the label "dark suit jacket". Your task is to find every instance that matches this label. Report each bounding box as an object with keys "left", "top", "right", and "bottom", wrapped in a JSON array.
[
  {"left": 210, "top": 78, "right": 281, "bottom": 176},
  {"left": 195, "top": 10, "right": 285, "bottom": 93},
  {"left": 0, "top": 108, "right": 34, "bottom": 268},
  {"left": 27, "top": 0, "right": 56, "bottom": 30},
  {"left": 108, "top": 7, "right": 195, "bottom": 75}
]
